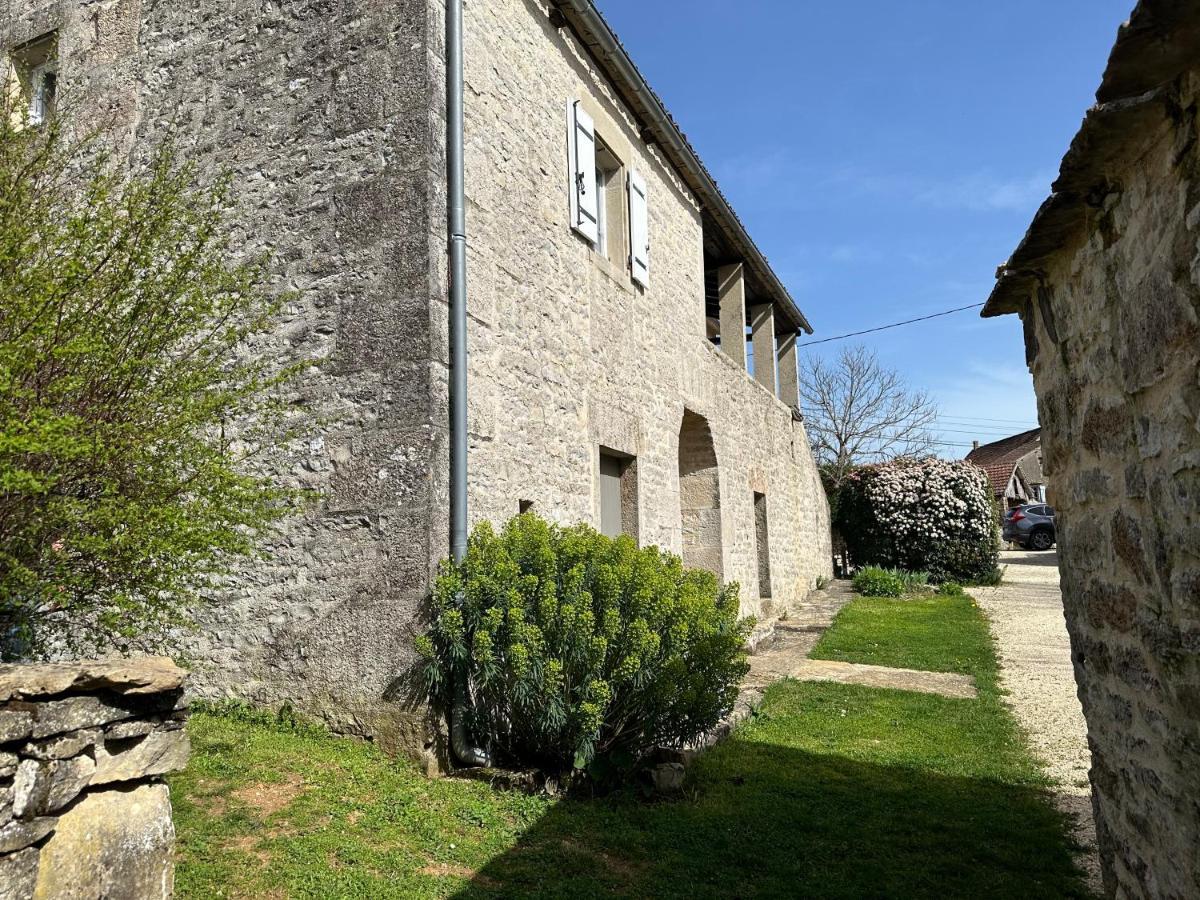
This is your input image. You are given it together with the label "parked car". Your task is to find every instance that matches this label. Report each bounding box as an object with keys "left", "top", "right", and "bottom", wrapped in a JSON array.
[{"left": 1003, "top": 503, "right": 1056, "bottom": 550}]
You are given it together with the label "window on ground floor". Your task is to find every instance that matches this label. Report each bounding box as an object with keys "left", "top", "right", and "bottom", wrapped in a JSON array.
[
  {"left": 754, "top": 491, "right": 772, "bottom": 599},
  {"left": 599, "top": 449, "right": 638, "bottom": 541}
]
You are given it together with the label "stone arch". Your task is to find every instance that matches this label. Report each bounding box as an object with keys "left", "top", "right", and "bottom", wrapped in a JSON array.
[{"left": 678, "top": 409, "right": 723, "bottom": 579}]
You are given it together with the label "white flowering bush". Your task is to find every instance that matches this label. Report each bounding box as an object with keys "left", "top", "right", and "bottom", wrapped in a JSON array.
[{"left": 833, "top": 459, "right": 1000, "bottom": 583}]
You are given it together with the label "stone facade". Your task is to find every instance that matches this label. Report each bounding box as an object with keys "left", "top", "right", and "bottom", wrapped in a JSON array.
[
  {"left": 0, "top": 0, "right": 831, "bottom": 756},
  {"left": 0, "top": 658, "right": 190, "bottom": 899},
  {"left": 984, "top": 4, "right": 1200, "bottom": 895}
]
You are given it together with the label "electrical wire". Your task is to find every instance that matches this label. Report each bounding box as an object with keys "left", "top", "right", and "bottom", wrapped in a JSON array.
[{"left": 796, "top": 303, "right": 986, "bottom": 348}]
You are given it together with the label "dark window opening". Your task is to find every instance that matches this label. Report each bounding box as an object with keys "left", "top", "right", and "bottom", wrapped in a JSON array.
[
  {"left": 599, "top": 450, "right": 638, "bottom": 541},
  {"left": 754, "top": 491, "right": 772, "bottom": 599}
]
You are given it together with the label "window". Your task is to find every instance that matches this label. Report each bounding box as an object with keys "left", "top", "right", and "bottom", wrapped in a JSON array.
[
  {"left": 8, "top": 34, "right": 57, "bottom": 127},
  {"left": 594, "top": 138, "right": 621, "bottom": 260},
  {"left": 567, "top": 100, "right": 650, "bottom": 285},
  {"left": 598, "top": 449, "right": 638, "bottom": 541},
  {"left": 518, "top": 499, "right": 534, "bottom": 515},
  {"left": 753, "top": 492, "right": 772, "bottom": 599}
]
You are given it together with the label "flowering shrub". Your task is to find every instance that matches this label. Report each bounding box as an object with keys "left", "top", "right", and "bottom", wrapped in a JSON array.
[
  {"left": 419, "top": 514, "right": 750, "bottom": 776},
  {"left": 834, "top": 459, "right": 1000, "bottom": 583}
]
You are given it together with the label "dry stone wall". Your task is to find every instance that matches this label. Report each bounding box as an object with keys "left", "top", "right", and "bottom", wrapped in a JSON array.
[
  {"left": 1020, "top": 70, "right": 1200, "bottom": 899},
  {"left": 0, "top": 658, "right": 190, "bottom": 900}
]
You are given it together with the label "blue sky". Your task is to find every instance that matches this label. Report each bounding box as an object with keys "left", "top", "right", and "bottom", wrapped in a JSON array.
[{"left": 597, "top": 0, "right": 1133, "bottom": 455}]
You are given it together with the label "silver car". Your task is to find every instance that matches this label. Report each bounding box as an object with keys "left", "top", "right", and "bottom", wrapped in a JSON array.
[{"left": 1002, "top": 503, "right": 1056, "bottom": 551}]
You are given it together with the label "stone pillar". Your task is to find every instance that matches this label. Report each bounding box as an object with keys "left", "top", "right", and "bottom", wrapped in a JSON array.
[
  {"left": 0, "top": 658, "right": 190, "bottom": 900},
  {"left": 749, "top": 304, "right": 777, "bottom": 393},
  {"left": 717, "top": 263, "right": 747, "bottom": 369},
  {"left": 777, "top": 331, "right": 799, "bottom": 409}
]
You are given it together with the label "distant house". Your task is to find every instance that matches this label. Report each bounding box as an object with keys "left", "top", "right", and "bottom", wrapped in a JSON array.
[{"left": 964, "top": 428, "right": 1046, "bottom": 508}]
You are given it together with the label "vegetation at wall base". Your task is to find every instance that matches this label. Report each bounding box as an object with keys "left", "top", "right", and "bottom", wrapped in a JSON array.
[
  {"left": 172, "top": 590, "right": 1087, "bottom": 899},
  {"left": 0, "top": 111, "right": 306, "bottom": 659},
  {"left": 832, "top": 458, "right": 1000, "bottom": 584},
  {"left": 419, "top": 513, "right": 751, "bottom": 779},
  {"left": 851, "top": 565, "right": 930, "bottom": 598}
]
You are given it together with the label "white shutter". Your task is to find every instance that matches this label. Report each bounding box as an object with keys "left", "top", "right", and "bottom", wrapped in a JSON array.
[
  {"left": 567, "top": 101, "right": 599, "bottom": 243},
  {"left": 628, "top": 169, "right": 649, "bottom": 287}
]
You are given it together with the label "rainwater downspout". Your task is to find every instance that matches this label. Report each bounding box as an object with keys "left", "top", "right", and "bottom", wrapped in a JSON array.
[{"left": 445, "top": 0, "right": 491, "bottom": 769}]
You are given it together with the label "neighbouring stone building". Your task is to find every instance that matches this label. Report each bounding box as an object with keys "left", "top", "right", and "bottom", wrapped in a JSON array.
[
  {"left": 983, "top": 2, "right": 1200, "bottom": 895},
  {"left": 0, "top": 1, "right": 832, "bottom": 755},
  {"left": 965, "top": 427, "right": 1047, "bottom": 508}
]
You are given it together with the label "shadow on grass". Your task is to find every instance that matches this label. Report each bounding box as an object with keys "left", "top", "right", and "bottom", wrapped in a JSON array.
[{"left": 453, "top": 740, "right": 1089, "bottom": 900}]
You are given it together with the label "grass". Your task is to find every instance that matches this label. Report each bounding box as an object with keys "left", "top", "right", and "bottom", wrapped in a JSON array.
[{"left": 171, "top": 594, "right": 1089, "bottom": 899}]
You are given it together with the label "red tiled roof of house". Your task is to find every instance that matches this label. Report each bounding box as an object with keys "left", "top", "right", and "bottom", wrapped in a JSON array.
[{"left": 965, "top": 428, "right": 1041, "bottom": 497}]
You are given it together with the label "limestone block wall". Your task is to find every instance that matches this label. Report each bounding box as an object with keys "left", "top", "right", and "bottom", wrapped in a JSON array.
[
  {"left": 429, "top": 0, "right": 833, "bottom": 620},
  {"left": 0, "top": 659, "right": 190, "bottom": 900},
  {"left": 0, "top": 0, "right": 445, "bottom": 751},
  {"left": 1020, "top": 71, "right": 1200, "bottom": 899},
  {"left": 1, "top": 0, "right": 832, "bottom": 756}
]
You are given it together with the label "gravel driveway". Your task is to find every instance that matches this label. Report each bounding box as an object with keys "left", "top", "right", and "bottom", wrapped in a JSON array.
[{"left": 972, "top": 549, "right": 1100, "bottom": 892}]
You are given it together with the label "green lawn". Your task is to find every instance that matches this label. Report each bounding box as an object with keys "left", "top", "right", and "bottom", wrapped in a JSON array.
[{"left": 171, "top": 593, "right": 1090, "bottom": 899}]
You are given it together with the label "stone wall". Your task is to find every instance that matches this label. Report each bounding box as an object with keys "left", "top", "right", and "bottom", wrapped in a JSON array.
[
  {"left": 434, "top": 0, "right": 833, "bottom": 621},
  {"left": 0, "top": 658, "right": 190, "bottom": 899},
  {"left": 1016, "top": 69, "right": 1200, "bottom": 900},
  {"left": 1, "top": 0, "right": 832, "bottom": 755},
  {"left": 0, "top": 0, "right": 445, "bottom": 753}
]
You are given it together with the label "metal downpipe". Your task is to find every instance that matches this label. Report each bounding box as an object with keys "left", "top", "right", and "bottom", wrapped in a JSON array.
[{"left": 446, "top": 0, "right": 491, "bottom": 769}]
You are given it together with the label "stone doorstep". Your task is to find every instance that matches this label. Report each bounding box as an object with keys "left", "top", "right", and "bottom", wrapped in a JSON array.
[{"left": 790, "top": 659, "right": 978, "bottom": 700}]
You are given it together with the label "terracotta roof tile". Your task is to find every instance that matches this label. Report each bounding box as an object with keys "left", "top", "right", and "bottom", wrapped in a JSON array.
[{"left": 965, "top": 428, "right": 1041, "bottom": 497}]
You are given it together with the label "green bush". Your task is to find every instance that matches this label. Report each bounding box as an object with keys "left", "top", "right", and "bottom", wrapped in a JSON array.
[
  {"left": 938, "top": 581, "right": 965, "bottom": 596},
  {"left": 419, "top": 514, "right": 752, "bottom": 776},
  {"left": 852, "top": 567, "right": 905, "bottom": 598},
  {"left": 0, "top": 112, "right": 305, "bottom": 658},
  {"left": 852, "top": 566, "right": 929, "bottom": 598},
  {"left": 833, "top": 459, "right": 999, "bottom": 584}
]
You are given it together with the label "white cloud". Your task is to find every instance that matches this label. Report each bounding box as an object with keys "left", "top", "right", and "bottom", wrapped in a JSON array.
[{"left": 916, "top": 171, "right": 1053, "bottom": 213}]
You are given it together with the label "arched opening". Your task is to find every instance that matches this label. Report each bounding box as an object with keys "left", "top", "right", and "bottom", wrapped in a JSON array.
[{"left": 678, "top": 410, "right": 723, "bottom": 579}]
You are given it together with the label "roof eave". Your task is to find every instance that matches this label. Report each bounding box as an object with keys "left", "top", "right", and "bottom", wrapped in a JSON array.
[{"left": 982, "top": 0, "right": 1197, "bottom": 319}]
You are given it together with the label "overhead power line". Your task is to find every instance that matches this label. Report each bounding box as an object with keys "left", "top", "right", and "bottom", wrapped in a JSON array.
[{"left": 797, "top": 303, "right": 985, "bottom": 348}]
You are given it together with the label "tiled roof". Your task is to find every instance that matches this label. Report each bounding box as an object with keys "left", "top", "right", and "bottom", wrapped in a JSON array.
[{"left": 965, "top": 428, "right": 1041, "bottom": 497}]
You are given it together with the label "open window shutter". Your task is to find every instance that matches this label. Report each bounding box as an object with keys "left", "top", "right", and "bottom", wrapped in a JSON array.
[
  {"left": 629, "top": 169, "right": 650, "bottom": 287},
  {"left": 567, "top": 101, "right": 599, "bottom": 243}
]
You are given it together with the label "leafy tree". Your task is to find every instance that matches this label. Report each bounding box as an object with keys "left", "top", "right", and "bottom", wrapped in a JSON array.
[
  {"left": 0, "top": 111, "right": 305, "bottom": 659},
  {"left": 801, "top": 344, "right": 939, "bottom": 488}
]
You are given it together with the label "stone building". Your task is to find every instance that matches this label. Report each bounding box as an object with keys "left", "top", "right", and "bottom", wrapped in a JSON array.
[
  {"left": 0, "top": 1, "right": 832, "bottom": 754},
  {"left": 965, "top": 428, "right": 1047, "bottom": 508},
  {"left": 983, "top": 2, "right": 1200, "bottom": 895}
]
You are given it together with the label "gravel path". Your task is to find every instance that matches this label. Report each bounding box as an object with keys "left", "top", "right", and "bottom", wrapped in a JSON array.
[{"left": 973, "top": 549, "right": 1101, "bottom": 893}]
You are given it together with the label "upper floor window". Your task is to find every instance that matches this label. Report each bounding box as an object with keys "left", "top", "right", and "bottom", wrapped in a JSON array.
[
  {"left": 8, "top": 33, "right": 58, "bottom": 127},
  {"left": 567, "top": 100, "right": 650, "bottom": 287}
]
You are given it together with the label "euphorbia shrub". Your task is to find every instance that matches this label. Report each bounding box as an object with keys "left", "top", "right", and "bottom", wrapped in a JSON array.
[
  {"left": 834, "top": 459, "right": 999, "bottom": 583},
  {"left": 418, "top": 514, "right": 751, "bottom": 775}
]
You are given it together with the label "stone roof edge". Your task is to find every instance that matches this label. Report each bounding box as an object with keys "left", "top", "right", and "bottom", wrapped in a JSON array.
[
  {"left": 549, "top": 0, "right": 814, "bottom": 334},
  {"left": 983, "top": 0, "right": 1200, "bottom": 318}
]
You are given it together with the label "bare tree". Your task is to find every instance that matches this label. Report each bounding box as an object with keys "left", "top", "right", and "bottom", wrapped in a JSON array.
[{"left": 800, "top": 344, "right": 938, "bottom": 487}]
